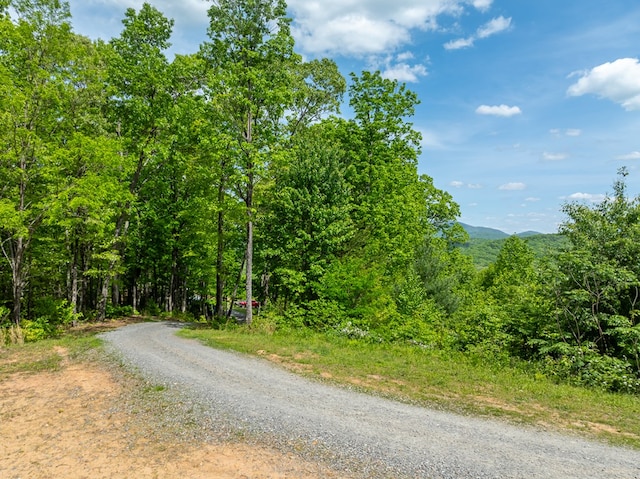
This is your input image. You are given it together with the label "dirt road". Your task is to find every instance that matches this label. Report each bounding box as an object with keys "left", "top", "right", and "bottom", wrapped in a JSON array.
[{"left": 101, "top": 321, "right": 640, "bottom": 478}]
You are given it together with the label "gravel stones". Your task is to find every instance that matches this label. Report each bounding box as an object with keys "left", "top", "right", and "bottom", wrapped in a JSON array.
[{"left": 102, "top": 322, "right": 640, "bottom": 479}]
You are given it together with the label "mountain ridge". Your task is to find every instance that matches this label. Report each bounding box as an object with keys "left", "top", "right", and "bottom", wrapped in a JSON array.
[{"left": 459, "top": 223, "right": 544, "bottom": 240}]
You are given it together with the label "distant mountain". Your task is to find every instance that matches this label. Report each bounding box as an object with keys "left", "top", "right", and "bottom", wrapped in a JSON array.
[
  {"left": 459, "top": 223, "right": 543, "bottom": 240},
  {"left": 456, "top": 223, "right": 567, "bottom": 269}
]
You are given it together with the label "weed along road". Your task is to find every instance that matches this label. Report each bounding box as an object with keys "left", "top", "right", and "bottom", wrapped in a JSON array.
[{"left": 102, "top": 322, "right": 640, "bottom": 479}]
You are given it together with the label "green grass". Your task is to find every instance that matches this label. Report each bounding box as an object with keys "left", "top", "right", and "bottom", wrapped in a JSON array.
[
  {"left": 179, "top": 325, "right": 640, "bottom": 449},
  {"left": 0, "top": 334, "right": 102, "bottom": 378}
]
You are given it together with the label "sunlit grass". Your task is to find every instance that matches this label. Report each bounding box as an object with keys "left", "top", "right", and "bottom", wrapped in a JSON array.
[
  {"left": 179, "top": 325, "right": 640, "bottom": 449},
  {"left": 0, "top": 335, "right": 102, "bottom": 378}
]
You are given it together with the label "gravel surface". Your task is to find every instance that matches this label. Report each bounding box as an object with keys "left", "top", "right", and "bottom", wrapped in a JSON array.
[{"left": 101, "top": 321, "right": 640, "bottom": 479}]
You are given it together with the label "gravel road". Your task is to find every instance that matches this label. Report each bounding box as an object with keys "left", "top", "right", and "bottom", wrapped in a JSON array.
[{"left": 101, "top": 321, "right": 640, "bottom": 479}]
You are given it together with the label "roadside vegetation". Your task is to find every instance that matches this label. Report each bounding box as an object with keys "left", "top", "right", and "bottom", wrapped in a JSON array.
[
  {"left": 3, "top": 0, "right": 640, "bottom": 439},
  {"left": 180, "top": 325, "right": 640, "bottom": 449}
]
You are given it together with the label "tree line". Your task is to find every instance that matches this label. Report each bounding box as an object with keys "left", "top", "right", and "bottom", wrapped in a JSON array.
[{"left": 1, "top": 0, "right": 639, "bottom": 394}]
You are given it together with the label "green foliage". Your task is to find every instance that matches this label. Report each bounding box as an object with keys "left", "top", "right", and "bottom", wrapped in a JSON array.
[
  {"left": 0, "top": 306, "right": 9, "bottom": 326},
  {"left": 21, "top": 318, "right": 56, "bottom": 342},
  {"left": 459, "top": 234, "right": 568, "bottom": 269},
  {"left": 314, "top": 255, "right": 399, "bottom": 331},
  {"left": 261, "top": 126, "right": 354, "bottom": 304},
  {"left": 541, "top": 346, "right": 640, "bottom": 394},
  {"left": 538, "top": 169, "right": 640, "bottom": 392},
  {"left": 105, "top": 303, "right": 135, "bottom": 319}
]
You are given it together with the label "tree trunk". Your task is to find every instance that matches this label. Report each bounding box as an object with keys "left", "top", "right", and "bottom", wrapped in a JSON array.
[
  {"left": 244, "top": 102, "right": 254, "bottom": 325},
  {"left": 132, "top": 280, "right": 139, "bottom": 313},
  {"left": 69, "top": 240, "right": 79, "bottom": 315},
  {"left": 246, "top": 215, "right": 253, "bottom": 324},
  {"left": 10, "top": 237, "right": 25, "bottom": 325},
  {"left": 215, "top": 185, "right": 225, "bottom": 317},
  {"left": 227, "top": 253, "right": 245, "bottom": 319},
  {"left": 97, "top": 201, "right": 132, "bottom": 320}
]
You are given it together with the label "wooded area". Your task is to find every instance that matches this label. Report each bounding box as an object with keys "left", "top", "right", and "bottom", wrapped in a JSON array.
[{"left": 2, "top": 0, "right": 640, "bottom": 394}]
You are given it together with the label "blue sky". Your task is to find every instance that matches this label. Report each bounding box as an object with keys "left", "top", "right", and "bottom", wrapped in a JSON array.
[{"left": 65, "top": 0, "right": 640, "bottom": 234}]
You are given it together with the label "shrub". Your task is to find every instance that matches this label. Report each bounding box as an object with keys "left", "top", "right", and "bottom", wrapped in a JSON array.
[
  {"left": 21, "top": 318, "right": 56, "bottom": 342},
  {"left": 105, "top": 303, "right": 135, "bottom": 319},
  {"left": 541, "top": 346, "right": 640, "bottom": 394}
]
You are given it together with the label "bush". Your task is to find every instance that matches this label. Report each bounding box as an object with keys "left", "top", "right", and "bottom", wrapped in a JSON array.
[
  {"left": 0, "top": 305, "right": 10, "bottom": 326},
  {"left": 541, "top": 347, "right": 640, "bottom": 394},
  {"left": 385, "top": 298, "right": 447, "bottom": 348},
  {"left": 21, "top": 318, "right": 57, "bottom": 342},
  {"left": 303, "top": 299, "right": 347, "bottom": 330},
  {"left": 105, "top": 303, "right": 135, "bottom": 319}
]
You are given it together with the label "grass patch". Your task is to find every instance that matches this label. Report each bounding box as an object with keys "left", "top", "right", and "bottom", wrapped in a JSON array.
[
  {"left": 179, "top": 326, "right": 640, "bottom": 449},
  {"left": 0, "top": 334, "right": 102, "bottom": 378}
]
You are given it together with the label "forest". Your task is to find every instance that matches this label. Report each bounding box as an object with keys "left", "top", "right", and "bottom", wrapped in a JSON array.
[{"left": 2, "top": 0, "right": 640, "bottom": 395}]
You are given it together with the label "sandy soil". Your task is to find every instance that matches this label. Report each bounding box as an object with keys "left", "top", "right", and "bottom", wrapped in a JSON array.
[{"left": 0, "top": 335, "right": 341, "bottom": 479}]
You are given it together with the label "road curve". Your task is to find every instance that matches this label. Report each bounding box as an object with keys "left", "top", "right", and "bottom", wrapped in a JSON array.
[{"left": 101, "top": 321, "right": 640, "bottom": 479}]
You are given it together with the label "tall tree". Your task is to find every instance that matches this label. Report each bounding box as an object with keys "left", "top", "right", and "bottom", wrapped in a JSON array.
[
  {"left": 261, "top": 125, "right": 354, "bottom": 306},
  {"left": 0, "top": 0, "right": 85, "bottom": 324},
  {"left": 101, "top": 3, "right": 174, "bottom": 319},
  {"left": 552, "top": 169, "right": 640, "bottom": 364},
  {"left": 201, "top": 0, "right": 298, "bottom": 323},
  {"left": 338, "top": 71, "right": 427, "bottom": 272}
]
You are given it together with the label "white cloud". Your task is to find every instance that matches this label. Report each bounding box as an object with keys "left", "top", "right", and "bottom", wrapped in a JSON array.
[
  {"left": 396, "top": 51, "right": 415, "bottom": 62},
  {"left": 499, "top": 182, "right": 526, "bottom": 191},
  {"left": 288, "top": 0, "right": 472, "bottom": 57},
  {"left": 566, "top": 192, "right": 606, "bottom": 202},
  {"left": 444, "top": 15, "right": 511, "bottom": 50},
  {"left": 477, "top": 16, "right": 511, "bottom": 38},
  {"left": 468, "top": 183, "right": 483, "bottom": 189},
  {"left": 566, "top": 128, "right": 582, "bottom": 137},
  {"left": 525, "top": 197, "right": 541, "bottom": 202},
  {"left": 444, "top": 37, "right": 475, "bottom": 50},
  {"left": 476, "top": 104, "right": 522, "bottom": 117},
  {"left": 470, "top": 0, "right": 493, "bottom": 12},
  {"left": 450, "top": 180, "right": 464, "bottom": 188},
  {"left": 542, "top": 152, "right": 568, "bottom": 161},
  {"left": 567, "top": 58, "right": 640, "bottom": 111},
  {"left": 378, "top": 53, "right": 428, "bottom": 82},
  {"left": 616, "top": 151, "right": 640, "bottom": 160}
]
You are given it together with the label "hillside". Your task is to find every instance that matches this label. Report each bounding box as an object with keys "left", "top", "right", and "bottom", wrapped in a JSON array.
[
  {"left": 457, "top": 224, "right": 568, "bottom": 268},
  {"left": 458, "top": 223, "right": 544, "bottom": 240}
]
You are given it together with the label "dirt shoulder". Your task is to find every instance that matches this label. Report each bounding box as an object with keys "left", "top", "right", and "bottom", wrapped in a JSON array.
[{"left": 0, "top": 325, "right": 342, "bottom": 479}]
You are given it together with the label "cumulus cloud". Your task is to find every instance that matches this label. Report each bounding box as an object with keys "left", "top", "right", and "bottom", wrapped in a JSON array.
[
  {"left": 567, "top": 58, "right": 640, "bottom": 111},
  {"left": 287, "top": 1, "right": 508, "bottom": 57},
  {"left": 477, "top": 16, "right": 511, "bottom": 38},
  {"left": 471, "top": 0, "right": 493, "bottom": 12},
  {"left": 616, "top": 151, "right": 640, "bottom": 160},
  {"left": 566, "top": 192, "right": 606, "bottom": 202},
  {"left": 288, "top": 0, "right": 472, "bottom": 57},
  {"left": 450, "top": 180, "right": 464, "bottom": 188},
  {"left": 444, "top": 15, "right": 511, "bottom": 50},
  {"left": 444, "top": 37, "right": 475, "bottom": 50},
  {"left": 377, "top": 52, "right": 428, "bottom": 82},
  {"left": 499, "top": 182, "right": 526, "bottom": 191},
  {"left": 542, "top": 152, "right": 568, "bottom": 161},
  {"left": 476, "top": 104, "right": 522, "bottom": 117}
]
